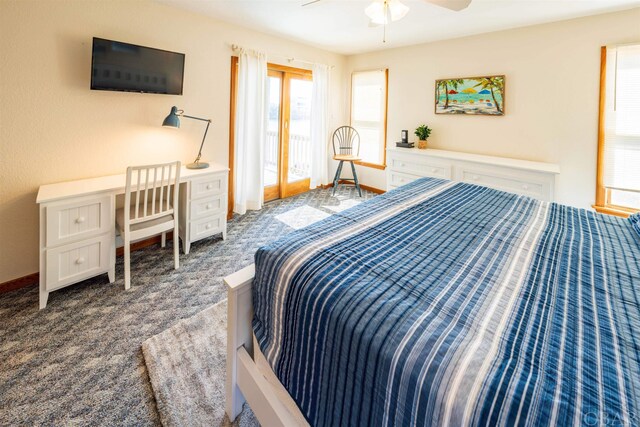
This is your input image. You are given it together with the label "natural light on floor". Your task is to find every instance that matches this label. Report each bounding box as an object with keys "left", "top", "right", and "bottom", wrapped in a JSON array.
[
  {"left": 324, "top": 198, "right": 362, "bottom": 213},
  {"left": 274, "top": 205, "right": 330, "bottom": 229},
  {"left": 273, "top": 197, "right": 364, "bottom": 229}
]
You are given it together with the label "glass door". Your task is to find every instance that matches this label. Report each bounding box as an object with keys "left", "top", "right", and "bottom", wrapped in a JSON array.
[
  {"left": 282, "top": 74, "right": 312, "bottom": 198},
  {"left": 264, "top": 71, "right": 283, "bottom": 202},
  {"left": 263, "top": 66, "right": 312, "bottom": 201}
]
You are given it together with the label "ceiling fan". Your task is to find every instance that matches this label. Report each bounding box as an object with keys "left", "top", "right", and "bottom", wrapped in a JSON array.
[
  {"left": 302, "top": 0, "right": 472, "bottom": 42},
  {"left": 302, "top": 0, "right": 472, "bottom": 14}
]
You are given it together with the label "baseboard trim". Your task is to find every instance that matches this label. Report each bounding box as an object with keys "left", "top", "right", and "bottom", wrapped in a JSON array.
[
  {"left": 114, "top": 232, "right": 174, "bottom": 257},
  {"left": 328, "top": 181, "right": 386, "bottom": 195},
  {"left": 0, "top": 233, "right": 176, "bottom": 295},
  {"left": 0, "top": 272, "right": 40, "bottom": 295}
]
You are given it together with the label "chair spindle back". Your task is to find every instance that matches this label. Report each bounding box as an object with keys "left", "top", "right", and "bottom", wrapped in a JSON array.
[
  {"left": 332, "top": 126, "right": 360, "bottom": 157},
  {"left": 124, "top": 161, "right": 181, "bottom": 227}
]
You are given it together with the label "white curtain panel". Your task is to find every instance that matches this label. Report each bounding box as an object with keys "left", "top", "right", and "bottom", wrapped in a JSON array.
[
  {"left": 310, "top": 64, "right": 330, "bottom": 189},
  {"left": 234, "top": 49, "right": 267, "bottom": 215}
]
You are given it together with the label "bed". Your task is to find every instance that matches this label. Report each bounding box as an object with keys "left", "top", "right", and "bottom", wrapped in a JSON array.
[{"left": 225, "top": 178, "right": 640, "bottom": 427}]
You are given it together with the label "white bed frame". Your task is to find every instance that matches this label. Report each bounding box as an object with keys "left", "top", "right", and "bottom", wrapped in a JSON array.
[{"left": 225, "top": 264, "right": 303, "bottom": 426}]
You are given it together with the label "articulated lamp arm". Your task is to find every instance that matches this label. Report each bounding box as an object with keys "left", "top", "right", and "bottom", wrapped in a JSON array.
[
  {"left": 190, "top": 118, "right": 211, "bottom": 166},
  {"left": 162, "top": 106, "right": 212, "bottom": 169}
]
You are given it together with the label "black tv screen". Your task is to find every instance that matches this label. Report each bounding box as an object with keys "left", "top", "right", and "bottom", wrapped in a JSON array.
[{"left": 91, "top": 38, "right": 185, "bottom": 95}]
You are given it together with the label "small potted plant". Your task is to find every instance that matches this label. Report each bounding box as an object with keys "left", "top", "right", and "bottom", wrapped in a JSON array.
[{"left": 415, "top": 124, "right": 432, "bottom": 149}]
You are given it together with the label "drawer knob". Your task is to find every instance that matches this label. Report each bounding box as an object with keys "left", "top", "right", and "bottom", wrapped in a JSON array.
[
  {"left": 206, "top": 204, "right": 213, "bottom": 209},
  {"left": 522, "top": 184, "right": 530, "bottom": 190},
  {"left": 400, "top": 162, "right": 406, "bottom": 167},
  {"left": 75, "top": 257, "right": 85, "bottom": 265},
  {"left": 472, "top": 175, "right": 479, "bottom": 181},
  {"left": 206, "top": 184, "right": 213, "bottom": 190},
  {"left": 431, "top": 168, "right": 438, "bottom": 173},
  {"left": 205, "top": 224, "right": 212, "bottom": 229},
  {"left": 75, "top": 216, "right": 85, "bottom": 224}
]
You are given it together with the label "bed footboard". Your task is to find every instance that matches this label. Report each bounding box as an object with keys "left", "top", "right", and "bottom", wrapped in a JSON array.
[
  {"left": 224, "top": 264, "right": 300, "bottom": 426},
  {"left": 224, "top": 264, "right": 255, "bottom": 421}
]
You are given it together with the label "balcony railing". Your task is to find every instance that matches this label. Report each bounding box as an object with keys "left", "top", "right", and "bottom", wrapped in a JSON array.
[{"left": 265, "top": 131, "right": 311, "bottom": 182}]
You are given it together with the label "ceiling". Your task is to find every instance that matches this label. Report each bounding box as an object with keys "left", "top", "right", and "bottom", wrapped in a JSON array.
[{"left": 156, "top": 0, "right": 640, "bottom": 55}]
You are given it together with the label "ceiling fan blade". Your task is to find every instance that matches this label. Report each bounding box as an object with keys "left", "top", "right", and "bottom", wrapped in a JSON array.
[
  {"left": 424, "top": 0, "right": 472, "bottom": 11},
  {"left": 302, "top": 0, "right": 322, "bottom": 6}
]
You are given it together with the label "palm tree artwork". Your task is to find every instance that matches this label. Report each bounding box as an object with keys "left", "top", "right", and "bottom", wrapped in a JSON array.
[
  {"left": 435, "top": 76, "right": 505, "bottom": 115},
  {"left": 474, "top": 77, "right": 504, "bottom": 113},
  {"left": 436, "top": 79, "right": 462, "bottom": 109}
]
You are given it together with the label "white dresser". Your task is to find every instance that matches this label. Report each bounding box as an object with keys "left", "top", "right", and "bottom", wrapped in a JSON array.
[
  {"left": 36, "top": 165, "right": 228, "bottom": 309},
  {"left": 386, "top": 148, "right": 560, "bottom": 201}
]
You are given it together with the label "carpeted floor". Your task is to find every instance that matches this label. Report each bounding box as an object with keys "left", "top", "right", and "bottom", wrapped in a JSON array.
[
  {"left": 142, "top": 300, "right": 258, "bottom": 427},
  {"left": 0, "top": 186, "right": 375, "bottom": 426}
]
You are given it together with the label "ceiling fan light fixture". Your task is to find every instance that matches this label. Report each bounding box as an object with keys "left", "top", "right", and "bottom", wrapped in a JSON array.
[
  {"left": 365, "top": 1, "right": 387, "bottom": 25},
  {"left": 365, "top": 0, "right": 410, "bottom": 43},
  {"left": 365, "top": 0, "right": 409, "bottom": 25},
  {"left": 388, "top": 0, "right": 409, "bottom": 21}
]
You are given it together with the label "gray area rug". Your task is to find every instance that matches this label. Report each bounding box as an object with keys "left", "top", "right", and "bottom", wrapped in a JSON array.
[
  {"left": 0, "top": 186, "right": 373, "bottom": 426},
  {"left": 142, "top": 300, "right": 258, "bottom": 427}
]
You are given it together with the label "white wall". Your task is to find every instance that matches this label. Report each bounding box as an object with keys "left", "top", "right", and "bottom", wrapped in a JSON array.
[
  {"left": 2, "top": 2, "right": 638, "bottom": 284},
  {"left": 344, "top": 8, "right": 640, "bottom": 205},
  {"left": 0, "top": 0, "right": 346, "bottom": 283}
]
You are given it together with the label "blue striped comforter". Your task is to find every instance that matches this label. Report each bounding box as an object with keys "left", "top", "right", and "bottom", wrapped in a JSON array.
[{"left": 252, "top": 178, "right": 640, "bottom": 427}]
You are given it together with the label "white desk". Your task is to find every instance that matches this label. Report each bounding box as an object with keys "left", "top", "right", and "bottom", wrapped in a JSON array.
[{"left": 36, "top": 164, "right": 229, "bottom": 309}]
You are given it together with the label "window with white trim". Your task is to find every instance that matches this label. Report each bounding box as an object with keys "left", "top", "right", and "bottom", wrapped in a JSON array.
[
  {"left": 596, "top": 44, "right": 640, "bottom": 214},
  {"left": 350, "top": 69, "right": 388, "bottom": 167}
]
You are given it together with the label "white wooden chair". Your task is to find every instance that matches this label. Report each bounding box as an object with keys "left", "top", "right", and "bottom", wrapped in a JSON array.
[{"left": 116, "top": 161, "right": 181, "bottom": 290}]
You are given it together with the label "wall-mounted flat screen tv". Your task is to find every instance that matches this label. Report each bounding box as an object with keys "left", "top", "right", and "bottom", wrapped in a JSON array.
[{"left": 91, "top": 37, "right": 185, "bottom": 95}]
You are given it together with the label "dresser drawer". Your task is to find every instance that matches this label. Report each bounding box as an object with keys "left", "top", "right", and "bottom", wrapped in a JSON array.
[
  {"left": 459, "top": 168, "right": 546, "bottom": 200},
  {"left": 388, "top": 171, "right": 422, "bottom": 188},
  {"left": 190, "top": 194, "right": 224, "bottom": 220},
  {"left": 190, "top": 215, "right": 224, "bottom": 242},
  {"left": 45, "top": 234, "right": 111, "bottom": 290},
  {"left": 46, "top": 195, "right": 112, "bottom": 247},
  {"left": 389, "top": 157, "right": 452, "bottom": 179},
  {"left": 191, "top": 175, "right": 226, "bottom": 199}
]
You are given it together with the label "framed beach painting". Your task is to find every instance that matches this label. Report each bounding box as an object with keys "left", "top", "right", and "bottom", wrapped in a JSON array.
[{"left": 435, "top": 75, "right": 505, "bottom": 115}]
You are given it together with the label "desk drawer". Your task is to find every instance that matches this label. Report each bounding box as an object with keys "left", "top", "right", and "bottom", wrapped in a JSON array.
[
  {"left": 45, "top": 234, "right": 111, "bottom": 290},
  {"left": 190, "top": 215, "right": 224, "bottom": 242},
  {"left": 46, "top": 195, "right": 112, "bottom": 247},
  {"left": 191, "top": 175, "right": 226, "bottom": 199},
  {"left": 190, "top": 194, "right": 224, "bottom": 220}
]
